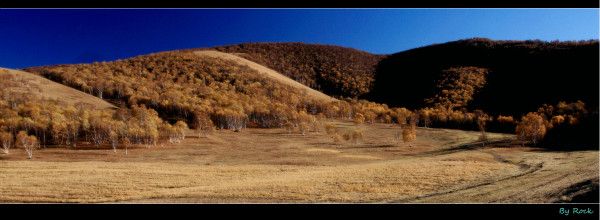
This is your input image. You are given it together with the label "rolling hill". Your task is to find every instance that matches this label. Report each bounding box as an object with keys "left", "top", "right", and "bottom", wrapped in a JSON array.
[
  {"left": 0, "top": 67, "right": 115, "bottom": 110},
  {"left": 25, "top": 50, "right": 365, "bottom": 132}
]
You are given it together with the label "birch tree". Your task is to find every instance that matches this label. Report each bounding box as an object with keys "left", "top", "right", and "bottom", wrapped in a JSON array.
[{"left": 0, "top": 131, "right": 12, "bottom": 154}]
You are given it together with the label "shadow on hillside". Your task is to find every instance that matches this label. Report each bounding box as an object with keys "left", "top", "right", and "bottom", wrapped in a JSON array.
[{"left": 368, "top": 39, "right": 599, "bottom": 118}]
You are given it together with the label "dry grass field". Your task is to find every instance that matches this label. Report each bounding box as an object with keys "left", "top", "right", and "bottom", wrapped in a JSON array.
[{"left": 1, "top": 120, "right": 595, "bottom": 203}]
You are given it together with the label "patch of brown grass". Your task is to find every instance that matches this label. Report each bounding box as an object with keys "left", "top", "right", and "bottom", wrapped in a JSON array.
[
  {"left": 0, "top": 121, "right": 530, "bottom": 203},
  {"left": 0, "top": 154, "right": 518, "bottom": 203}
]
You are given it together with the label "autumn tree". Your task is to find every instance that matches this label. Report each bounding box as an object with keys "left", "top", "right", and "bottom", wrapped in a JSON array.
[
  {"left": 550, "top": 115, "right": 565, "bottom": 126},
  {"left": 297, "top": 122, "right": 310, "bottom": 136},
  {"left": 516, "top": 112, "right": 547, "bottom": 145},
  {"left": 343, "top": 129, "right": 364, "bottom": 145},
  {"left": 173, "top": 120, "right": 188, "bottom": 142},
  {"left": 63, "top": 106, "right": 81, "bottom": 148},
  {"left": 16, "top": 131, "right": 38, "bottom": 159},
  {"left": 324, "top": 123, "right": 343, "bottom": 143},
  {"left": 353, "top": 113, "right": 365, "bottom": 124},
  {"left": 296, "top": 110, "right": 313, "bottom": 135},
  {"left": 402, "top": 114, "right": 418, "bottom": 143},
  {"left": 193, "top": 112, "right": 214, "bottom": 137},
  {"left": 89, "top": 111, "right": 108, "bottom": 148},
  {"left": 121, "top": 136, "right": 131, "bottom": 155},
  {"left": 497, "top": 115, "right": 515, "bottom": 124},
  {"left": 0, "top": 131, "right": 13, "bottom": 154},
  {"left": 475, "top": 110, "right": 490, "bottom": 142},
  {"left": 162, "top": 123, "right": 177, "bottom": 144},
  {"left": 106, "top": 120, "right": 126, "bottom": 153}
]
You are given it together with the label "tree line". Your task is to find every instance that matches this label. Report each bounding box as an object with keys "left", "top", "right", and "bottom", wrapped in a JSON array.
[{"left": 0, "top": 74, "right": 189, "bottom": 158}]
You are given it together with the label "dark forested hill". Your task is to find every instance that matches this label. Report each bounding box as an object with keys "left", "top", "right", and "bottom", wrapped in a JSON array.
[{"left": 369, "top": 38, "right": 599, "bottom": 116}]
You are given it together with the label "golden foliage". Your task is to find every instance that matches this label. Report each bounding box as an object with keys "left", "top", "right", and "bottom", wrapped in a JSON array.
[
  {"left": 425, "top": 67, "right": 488, "bottom": 111},
  {"left": 401, "top": 114, "right": 418, "bottom": 143},
  {"left": 516, "top": 112, "right": 547, "bottom": 145},
  {"left": 214, "top": 43, "right": 383, "bottom": 97}
]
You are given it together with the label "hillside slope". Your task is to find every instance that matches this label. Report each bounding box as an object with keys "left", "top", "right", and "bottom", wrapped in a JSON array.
[
  {"left": 213, "top": 42, "right": 384, "bottom": 98},
  {"left": 370, "top": 38, "right": 599, "bottom": 116},
  {"left": 0, "top": 67, "right": 115, "bottom": 110},
  {"left": 193, "top": 50, "right": 335, "bottom": 102},
  {"left": 25, "top": 51, "right": 358, "bottom": 131}
]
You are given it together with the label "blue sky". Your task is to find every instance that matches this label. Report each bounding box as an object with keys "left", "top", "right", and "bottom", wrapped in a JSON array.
[{"left": 0, "top": 9, "right": 598, "bottom": 68}]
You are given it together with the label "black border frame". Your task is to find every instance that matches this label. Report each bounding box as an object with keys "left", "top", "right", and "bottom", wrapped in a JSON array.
[
  {"left": 0, "top": 0, "right": 598, "bottom": 219},
  {"left": 1, "top": 204, "right": 599, "bottom": 219}
]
